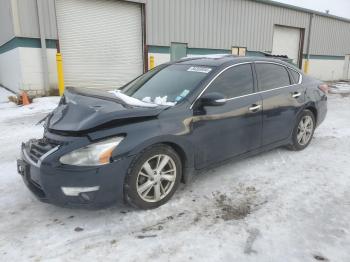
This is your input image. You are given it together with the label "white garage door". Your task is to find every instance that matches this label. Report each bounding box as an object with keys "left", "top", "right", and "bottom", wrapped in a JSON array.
[
  {"left": 56, "top": 0, "right": 144, "bottom": 89},
  {"left": 272, "top": 25, "right": 301, "bottom": 65}
]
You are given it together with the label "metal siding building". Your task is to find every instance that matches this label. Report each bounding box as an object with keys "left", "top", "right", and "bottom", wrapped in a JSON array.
[
  {"left": 147, "top": 0, "right": 310, "bottom": 53},
  {"left": 0, "top": 0, "right": 350, "bottom": 94},
  {"left": 0, "top": 0, "right": 15, "bottom": 46},
  {"left": 146, "top": 0, "right": 350, "bottom": 56},
  {"left": 310, "top": 14, "right": 350, "bottom": 55}
]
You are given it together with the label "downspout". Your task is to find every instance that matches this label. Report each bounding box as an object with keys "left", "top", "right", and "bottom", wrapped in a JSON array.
[
  {"left": 304, "top": 13, "right": 314, "bottom": 74},
  {"left": 36, "top": 0, "right": 50, "bottom": 95}
]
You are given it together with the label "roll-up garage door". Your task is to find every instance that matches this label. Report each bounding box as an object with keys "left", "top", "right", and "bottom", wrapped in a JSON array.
[
  {"left": 55, "top": 0, "right": 144, "bottom": 89},
  {"left": 272, "top": 25, "right": 301, "bottom": 66}
]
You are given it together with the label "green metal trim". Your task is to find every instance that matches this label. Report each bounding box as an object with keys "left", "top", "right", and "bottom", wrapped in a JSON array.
[
  {"left": 0, "top": 37, "right": 57, "bottom": 54},
  {"left": 148, "top": 45, "right": 170, "bottom": 54},
  {"left": 187, "top": 48, "right": 230, "bottom": 55},
  {"left": 148, "top": 45, "right": 231, "bottom": 55},
  {"left": 246, "top": 51, "right": 268, "bottom": 57},
  {"left": 148, "top": 46, "right": 346, "bottom": 61},
  {"left": 247, "top": 51, "right": 345, "bottom": 60},
  {"left": 302, "top": 54, "right": 345, "bottom": 60}
]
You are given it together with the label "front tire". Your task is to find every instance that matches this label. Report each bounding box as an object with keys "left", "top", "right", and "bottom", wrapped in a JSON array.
[
  {"left": 288, "top": 109, "right": 316, "bottom": 151},
  {"left": 124, "top": 144, "right": 182, "bottom": 209}
]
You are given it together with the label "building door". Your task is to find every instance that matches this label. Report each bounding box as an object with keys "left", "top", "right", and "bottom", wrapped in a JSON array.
[
  {"left": 55, "top": 0, "right": 144, "bottom": 89},
  {"left": 272, "top": 25, "right": 302, "bottom": 66},
  {"left": 170, "top": 43, "right": 187, "bottom": 61}
]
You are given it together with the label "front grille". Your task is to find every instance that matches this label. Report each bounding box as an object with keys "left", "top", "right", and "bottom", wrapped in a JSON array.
[{"left": 28, "top": 138, "right": 60, "bottom": 163}]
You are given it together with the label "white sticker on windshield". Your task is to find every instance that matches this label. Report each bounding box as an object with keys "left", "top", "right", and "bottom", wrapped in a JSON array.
[
  {"left": 180, "top": 89, "right": 190, "bottom": 97},
  {"left": 187, "top": 66, "right": 212, "bottom": 74}
]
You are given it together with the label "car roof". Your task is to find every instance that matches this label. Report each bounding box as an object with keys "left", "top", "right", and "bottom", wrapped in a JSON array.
[{"left": 176, "top": 55, "right": 299, "bottom": 70}]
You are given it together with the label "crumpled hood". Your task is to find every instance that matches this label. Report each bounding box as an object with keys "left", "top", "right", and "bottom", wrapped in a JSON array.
[{"left": 46, "top": 87, "right": 165, "bottom": 132}]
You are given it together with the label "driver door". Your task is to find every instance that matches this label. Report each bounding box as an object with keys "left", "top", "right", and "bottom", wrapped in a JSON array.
[{"left": 191, "top": 63, "right": 263, "bottom": 169}]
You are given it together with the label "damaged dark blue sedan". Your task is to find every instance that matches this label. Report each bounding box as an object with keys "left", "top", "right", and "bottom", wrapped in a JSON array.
[{"left": 17, "top": 56, "right": 327, "bottom": 209}]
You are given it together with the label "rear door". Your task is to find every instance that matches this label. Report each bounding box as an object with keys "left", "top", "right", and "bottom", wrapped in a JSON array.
[
  {"left": 191, "top": 63, "right": 263, "bottom": 169},
  {"left": 255, "top": 62, "right": 305, "bottom": 146}
]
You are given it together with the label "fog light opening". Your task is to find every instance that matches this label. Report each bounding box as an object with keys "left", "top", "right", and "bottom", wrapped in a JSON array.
[
  {"left": 80, "top": 192, "right": 92, "bottom": 202},
  {"left": 61, "top": 186, "right": 100, "bottom": 196}
]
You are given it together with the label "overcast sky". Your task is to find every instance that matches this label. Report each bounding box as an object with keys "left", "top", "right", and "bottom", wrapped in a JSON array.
[{"left": 276, "top": 0, "right": 350, "bottom": 19}]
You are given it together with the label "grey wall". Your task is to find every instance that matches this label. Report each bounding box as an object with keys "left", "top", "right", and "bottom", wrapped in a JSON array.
[
  {"left": 11, "top": 0, "right": 57, "bottom": 39},
  {"left": 311, "top": 15, "right": 350, "bottom": 56},
  {"left": 0, "top": 0, "right": 15, "bottom": 46},
  {"left": 1, "top": 0, "right": 145, "bottom": 43},
  {"left": 146, "top": 0, "right": 350, "bottom": 56},
  {"left": 2, "top": 0, "right": 350, "bottom": 56}
]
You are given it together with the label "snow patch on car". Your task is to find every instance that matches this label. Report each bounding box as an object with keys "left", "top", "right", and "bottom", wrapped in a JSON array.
[
  {"left": 109, "top": 90, "right": 176, "bottom": 107},
  {"left": 153, "top": 96, "right": 176, "bottom": 106},
  {"left": 108, "top": 90, "right": 158, "bottom": 108},
  {"left": 142, "top": 96, "right": 176, "bottom": 106}
]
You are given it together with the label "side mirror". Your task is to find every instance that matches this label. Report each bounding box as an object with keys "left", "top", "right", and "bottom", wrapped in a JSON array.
[{"left": 198, "top": 92, "right": 226, "bottom": 107}]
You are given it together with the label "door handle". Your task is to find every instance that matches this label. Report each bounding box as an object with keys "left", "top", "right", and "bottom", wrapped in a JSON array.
[
  {"left": 292, "top": 92, "right": 301, "bottom": 98},
  {"left": 249, "top": 104, "right": 262, "bottom": 112}
]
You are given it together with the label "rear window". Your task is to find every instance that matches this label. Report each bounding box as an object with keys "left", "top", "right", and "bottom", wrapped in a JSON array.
[
  {"left": 289, "top": 69, "right": 301, "bottom": 84},
  {"left": 255, "top": 63, "right": 291, "bottom": 91}
]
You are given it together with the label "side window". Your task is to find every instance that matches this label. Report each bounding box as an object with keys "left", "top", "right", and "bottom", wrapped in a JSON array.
[
  {"left": 289, "top": 69, "right": 301, "bottom": 84},
  {"left": 255, "top": 63, "right": 291, "bottom": 91},
  {"left": 205, "top": 64, "right": 254, "bottom": 98}
]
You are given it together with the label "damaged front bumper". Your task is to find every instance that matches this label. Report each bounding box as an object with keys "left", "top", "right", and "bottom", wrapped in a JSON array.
[{"left": 17, "top": 139, "right": 133, "bottom": 208}]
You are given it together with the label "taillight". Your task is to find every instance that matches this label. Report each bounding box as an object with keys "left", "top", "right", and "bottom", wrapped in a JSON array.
[{"left": 318, "top": 84, "right": 329, "bottom": 94}]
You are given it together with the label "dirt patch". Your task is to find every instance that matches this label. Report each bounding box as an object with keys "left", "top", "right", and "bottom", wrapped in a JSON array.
[
  {"left": 244, "top": 228, "right": 260, "bottom": 254},
  {"left": 74, "top": 227, "right": 84, "bottom": 232},
  {"left": 218, "top": 199, "right": 251, "bottom": 220},
  {"left": 313, "top": 254, "right": 329, "bottom": 261},
  {"left": 341, "top": 93, "right": 350, "bottom": 98},
  {"left": 140, "top": 215, "right": 175, "bottom": 233},
  {"left": 136, "top": 234, "right": 157, "bottom": 239},
  {"left": 213, "top": 185, "right": 266, "bottom": 221}
]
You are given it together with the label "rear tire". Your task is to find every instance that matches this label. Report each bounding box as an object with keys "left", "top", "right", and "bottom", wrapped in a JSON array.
[
  {"left": 288, "top": 109, "right": 316, "bottom": 151},
  {"left": 124, "top": 144, "right": 182, "bottom": 209}
]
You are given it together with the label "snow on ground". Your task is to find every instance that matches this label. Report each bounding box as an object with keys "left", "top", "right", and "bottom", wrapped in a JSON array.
[
  {"left": 0, "top": 86, "right": 15, "bottom": 103},
  {"left": 329, "top": 82, "right": 350, "bottom": 95},
  {"left": 0, "top": 89, "right": 349, "bottom": 262}
]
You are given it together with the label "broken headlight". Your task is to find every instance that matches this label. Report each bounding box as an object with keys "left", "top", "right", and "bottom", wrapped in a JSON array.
[{"left": 59, "top": 137, "right": 124, "bottom": 166}]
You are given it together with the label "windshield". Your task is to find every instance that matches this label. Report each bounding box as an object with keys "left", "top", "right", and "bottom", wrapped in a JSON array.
[{"left": 120, "top": 64, "right": 214, "bottom": 105}]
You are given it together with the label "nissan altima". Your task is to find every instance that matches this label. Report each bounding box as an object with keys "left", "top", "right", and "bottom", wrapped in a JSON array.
[{"left": 17, "top": 56, "right": 327, "bottom": 209}]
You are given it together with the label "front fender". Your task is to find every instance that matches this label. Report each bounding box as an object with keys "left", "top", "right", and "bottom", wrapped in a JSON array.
[{"left": 127, "top": 135, "right": 195, "bottom": 170}]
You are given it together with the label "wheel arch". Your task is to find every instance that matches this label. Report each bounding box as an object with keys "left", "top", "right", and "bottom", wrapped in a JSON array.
[
  {"left": 289, "top": 103, "right": 318, "bottom": 141},
  {"left": 162, "top": 142, "right": 190, "bottom": 184},
  {"left": 304, "top": 104, "right": 318, "bottom": 124},
  {"left": 129, "top": 136, "right": 195, "bottom": 184}
]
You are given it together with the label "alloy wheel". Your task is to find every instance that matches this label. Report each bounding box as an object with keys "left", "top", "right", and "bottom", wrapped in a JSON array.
[
  {"left": 297, "top": 115, "right": 314, "bottom": 146},
  {"left": 136, "top": 154, "right": 177, "bottom": 203}
]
